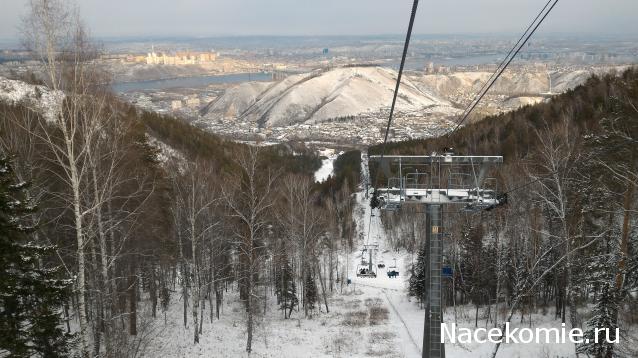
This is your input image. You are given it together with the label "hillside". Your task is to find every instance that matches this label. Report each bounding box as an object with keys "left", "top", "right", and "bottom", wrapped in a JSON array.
[
  {"left": 371, "top": 67, "right": 637, "bottom": 163},
  {"left": 0, "top": 76, "right": 320, "bottom": 177},
  {"left": 200, "top": 66, "right": 458, "bottom": 127},
  {"left": 0, "top": 76, "right": 64, "bottom": 122},
  {"left": 407, "top": 66, "right": 626, "bottom": 115},
  {"left": 415, "top": 70, "right": 569, "bottom": 97}
]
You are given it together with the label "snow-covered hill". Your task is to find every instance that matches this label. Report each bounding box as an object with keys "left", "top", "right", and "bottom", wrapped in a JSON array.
[
  {"left": 0, "top": 77, "right": 64, "bottom": 122},
  {"left": 413, "top": 67, "right": 626, "bottom": 100},
  {"left": 200, "top": 66, "right": 457, "bottom": 127}
]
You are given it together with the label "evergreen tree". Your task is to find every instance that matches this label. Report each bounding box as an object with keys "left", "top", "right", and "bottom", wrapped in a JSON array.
[
  {"left": 577, "top": 227, "right": 621, "bottom": 358},
  {"left": 275, "top": 255, "right": 298, "bottom": 318},
  {"left": 409, "top": 244, "right": 427, "bottom": 302},
  {"left": 303, "top": 268, "right": 318, "bottom": 312},
  {"left": 0, "top": 156, "right": 72, "bottom": 357},
  {"left": 578, "top": 283, "right": 618, "bottom": 358},
  {"left": 369, "top": 190, "right": 380, "bottom": 209}
]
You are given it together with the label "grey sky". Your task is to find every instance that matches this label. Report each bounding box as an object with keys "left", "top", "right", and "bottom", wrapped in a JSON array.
[{"left": 1, "top": 0, "right": 637, "bottom": 39}]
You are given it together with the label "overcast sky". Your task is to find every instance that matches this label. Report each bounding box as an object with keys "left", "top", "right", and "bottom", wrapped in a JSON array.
[{"left": 1, "top": 0, "right": 637, "bottom": 39}]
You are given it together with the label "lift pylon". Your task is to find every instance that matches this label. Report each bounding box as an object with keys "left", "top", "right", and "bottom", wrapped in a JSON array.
[{"left": 371, "top": 152, "right": 503, "bottom": 358}]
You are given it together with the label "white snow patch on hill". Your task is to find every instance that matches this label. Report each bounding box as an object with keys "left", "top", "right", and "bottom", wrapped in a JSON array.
[
  {"left": 146, "top": 134, "right": 187, "bottom": 172},
  {"left": 0, "top": 77, "right": 64, "bottom": 123},
  {"left": 314, "top": 149, "right": 343, "bottom": 183}
]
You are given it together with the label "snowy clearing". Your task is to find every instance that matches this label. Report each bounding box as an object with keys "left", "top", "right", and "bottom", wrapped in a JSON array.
[{"left": 314, "top": 149, "right": 343, "bottom": 183}]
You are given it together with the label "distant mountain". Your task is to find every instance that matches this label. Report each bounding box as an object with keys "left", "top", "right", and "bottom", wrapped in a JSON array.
[
  {"left": 413, "top": 67, "right": 625, "bottom": 100},
  {"left": 200, "top": 66, "right": 458, "bottom": 128}
]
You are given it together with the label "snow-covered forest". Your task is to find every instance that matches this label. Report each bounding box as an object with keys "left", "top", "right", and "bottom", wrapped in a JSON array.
[{"left": 1, "top": 1, "right": 638, "bottom": 358}]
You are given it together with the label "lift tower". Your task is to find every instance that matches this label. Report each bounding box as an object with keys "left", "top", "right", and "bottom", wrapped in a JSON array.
[{"left": 371, "top": 153, "right": 504, "bottom": 358}]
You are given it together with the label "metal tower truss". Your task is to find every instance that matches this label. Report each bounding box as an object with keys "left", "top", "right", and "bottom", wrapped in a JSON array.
[
  {"left": 370, "top": 152, "right": 503, "bottom": 358},
  {"left": 371, "top": 154, "right": 504, "bottom": 212}
]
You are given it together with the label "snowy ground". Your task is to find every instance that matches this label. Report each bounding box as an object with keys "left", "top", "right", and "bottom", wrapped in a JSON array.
[
  {"left": 0, "top": 76, "right": 64, "bottom": 123},
  {"left": 314, "top": 149, "right": 343, "bottom": 183},
  {"left": 142, "top": 288, "right": 405, "bottom": 358}
]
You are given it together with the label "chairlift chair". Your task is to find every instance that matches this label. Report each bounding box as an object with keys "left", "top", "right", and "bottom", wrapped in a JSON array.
[
  {"left": 387, "top": 257, "right": 399, "bottom": 278},
  {"left": 356, "top": 263, "right": 377, "bottom": 278}
]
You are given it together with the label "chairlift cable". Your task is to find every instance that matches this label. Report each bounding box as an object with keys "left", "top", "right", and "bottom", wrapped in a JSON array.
[
  {"left": 452, "top": 0, "right": 553, "bottom": 129},
  {"left": 373, "top": 0, "right": 420, "bottom": 187},
  {"left": 363, "top": 0, "right": 419, "bottom": 254},
  {"left": 447, "top": 0, "right": 559, "bottom": 135}
]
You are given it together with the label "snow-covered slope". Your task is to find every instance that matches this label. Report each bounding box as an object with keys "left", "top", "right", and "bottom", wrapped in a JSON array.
[
  {"left": 145, "top": 134, "right": 188, "bottom": 172},
  {"left": 0, "top": 77, "right": 64, "bottom": 122},
  {"left": 414, "top": 67, "right": 623, "bottom": 99},
  {"left": 201, "top": 66, "right": 456, "bottom": 127},
  {"left": 417, "top": 71, "right": 552, "bottom": 97}
]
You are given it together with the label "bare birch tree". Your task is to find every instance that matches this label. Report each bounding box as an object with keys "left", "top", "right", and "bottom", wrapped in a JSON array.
[
  {"left": 222, "top": 147, "right": 276, "bottom": 353},
  {"left": 21, "top": 2, "right": 96, "bottom": 354},
  {"left": 171, "top": 161, "right": 219, "bottom": 344}
]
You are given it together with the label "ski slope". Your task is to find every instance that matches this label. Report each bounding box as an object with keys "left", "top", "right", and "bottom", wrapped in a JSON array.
[{"left": 349, "top": 151, "right": 580, "bottom": 358}]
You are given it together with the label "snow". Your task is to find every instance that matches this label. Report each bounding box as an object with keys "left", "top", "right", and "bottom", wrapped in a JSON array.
[
  {"left": 142, "top": 288, "right": 409, "bottom": 358},
  {"left": 314, "top": 148, "right": 343, "bottom": 183},
  {"left": 347, "top": 152, "right": 584, "bottom": 357},
  {"left": 145, "top": 134, "right": 187, "bottom": 171},
  {"left": 415, "top": 66, "right": 628, "bottom": 103},
  {"left": 202, "top": 66, "right": 459, "bottom": 127},
  {"left": 0, "top": 76, "right": 64, "bottom": 123}
]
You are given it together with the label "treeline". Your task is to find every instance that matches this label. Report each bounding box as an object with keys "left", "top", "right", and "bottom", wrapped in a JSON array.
[
  {"left": 140, "top": 108, "right": 321, "bottom": 175},
  {"left": 373, "top": 68, "right": 638, "bottom": 357}
]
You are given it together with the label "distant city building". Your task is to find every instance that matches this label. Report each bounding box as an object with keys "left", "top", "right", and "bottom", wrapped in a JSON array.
[
  {"left": 185, "top": 97, "right": 200, "bottom": 107},
  {"left": 171, "top": 100, "right": 182, "bottom": 110},
  {"left": 144, "top": 49, "right": 218, "bottom": 65}
]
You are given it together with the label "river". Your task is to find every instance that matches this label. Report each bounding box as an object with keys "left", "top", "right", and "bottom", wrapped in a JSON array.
[{"left": 111, "top": 72, "right": 273, "bottom": 93}]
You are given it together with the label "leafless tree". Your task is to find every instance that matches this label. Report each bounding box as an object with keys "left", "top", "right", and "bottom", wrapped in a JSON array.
[
  {"left": 279, "top": 174, "right": 328, "bottom": 316},
  {"left": 171, "top": 161, "right": 220, "bottom": 344},
  {"left": 21, "top": 2, "right": 97, "bottom": 354},
  {"left": 222, "top": 147, "right": 277, "bottom": 353},
  {"left": 528, "top": 117, "right": 581, "bottom": 332}
]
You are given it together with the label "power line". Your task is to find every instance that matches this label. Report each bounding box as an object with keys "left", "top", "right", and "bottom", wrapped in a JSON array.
[{"left": 448, "top": 0, "right": 559, "bottom": 135}]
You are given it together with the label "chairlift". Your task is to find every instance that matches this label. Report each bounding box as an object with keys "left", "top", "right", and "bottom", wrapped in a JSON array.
[
  {"left": 356, "top": 264, "right": 377, "bottom": 278},
  {"left": 372, "top": 155, "right": 506, "bottom": 211},
  {"left": 387, "top": 257, "right": 399, "bottom": 277}
]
